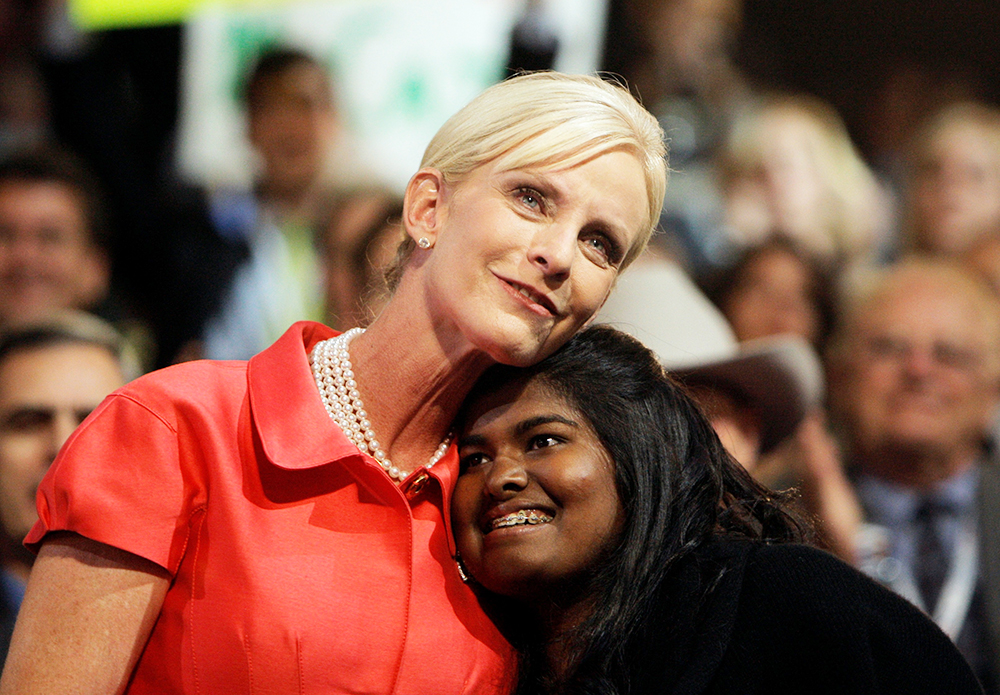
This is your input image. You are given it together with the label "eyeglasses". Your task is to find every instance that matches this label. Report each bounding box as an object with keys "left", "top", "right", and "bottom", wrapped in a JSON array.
[{"left": 859, "top": 334, "right": 985, "bottom": 375}]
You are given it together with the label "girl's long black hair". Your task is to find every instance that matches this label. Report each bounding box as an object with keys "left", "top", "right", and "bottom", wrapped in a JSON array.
[{"left": 459, "top": 325, "right": 809, "bottom": 695}]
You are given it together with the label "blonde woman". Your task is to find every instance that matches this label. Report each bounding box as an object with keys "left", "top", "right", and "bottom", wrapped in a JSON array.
[{"left": 1, "top": 72, "right": 666, "bottom": 695}]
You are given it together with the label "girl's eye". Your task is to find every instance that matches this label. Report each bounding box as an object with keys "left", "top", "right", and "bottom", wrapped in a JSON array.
[
  {"left": 459, "top": 452, "right": 489, "bottom": 472},
  {"left": 528, "top": 434, "right": 563, "bottom": 451}
]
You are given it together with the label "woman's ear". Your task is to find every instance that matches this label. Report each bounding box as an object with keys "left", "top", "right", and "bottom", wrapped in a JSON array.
[{"left": 403, "top": 168, "right": 446, "bottom": 246}]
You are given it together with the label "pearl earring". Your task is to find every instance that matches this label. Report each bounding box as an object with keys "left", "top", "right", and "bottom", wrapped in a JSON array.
[{"left": 417, "top": 237, "right": 432, "bottom": 249}]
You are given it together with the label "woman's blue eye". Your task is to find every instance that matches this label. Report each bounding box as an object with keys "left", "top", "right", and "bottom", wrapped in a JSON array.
[
  {"left": 517, "top": 187, "right": 542, "bottom": 210},
  {"left": 583, "top": 233, "right": 623, "bottom": 266}
]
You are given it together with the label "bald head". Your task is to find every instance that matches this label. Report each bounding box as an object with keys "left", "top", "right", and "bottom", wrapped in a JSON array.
[{"left": 828, "top": 258, "right": 1000, "bottom": 486}]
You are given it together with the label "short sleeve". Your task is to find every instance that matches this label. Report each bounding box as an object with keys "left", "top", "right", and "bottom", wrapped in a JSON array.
[{"left": 26, "top": 392, "right": 201, "bottom": 575}]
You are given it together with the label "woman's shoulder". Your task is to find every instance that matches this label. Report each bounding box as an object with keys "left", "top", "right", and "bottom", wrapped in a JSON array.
[
  {"left": 114, "top": 359, "right": 250, "bottom": 419},
  {"left": 639, "top": 540, "right": 982, "bottom": 694},
  {"left": 741, "top": 541, "right": 873, "bottom": 595},
  {"left": 734, "top": 540, "right": 945, "bottom": 632}
]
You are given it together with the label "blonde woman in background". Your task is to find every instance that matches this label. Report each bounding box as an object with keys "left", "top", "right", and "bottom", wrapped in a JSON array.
[{"left": 718, "top": 93, "right": 891, "bottom": 267}]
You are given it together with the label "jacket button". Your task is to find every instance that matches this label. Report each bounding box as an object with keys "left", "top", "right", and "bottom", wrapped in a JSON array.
[{"left": 405, "top": 472, "right": 430, "bottom": 499}]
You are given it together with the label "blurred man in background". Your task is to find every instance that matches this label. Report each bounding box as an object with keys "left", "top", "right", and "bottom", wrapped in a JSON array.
[
  {"left": 156, "top": 46, "right": 340, "bottom": 364},
  {"left": 0, "top": 148, "right": 110, "bottom": 328},
  {"left": 0, "top": 312, "right": 126, "bottom": 663},
  {"left": 827, "top": 258, "right": 1000, "bottom": 691}
]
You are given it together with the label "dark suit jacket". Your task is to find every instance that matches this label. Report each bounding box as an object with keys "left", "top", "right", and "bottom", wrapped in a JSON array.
[{"left": 977, "top": 461, "right": 1000, "bottom": 682}]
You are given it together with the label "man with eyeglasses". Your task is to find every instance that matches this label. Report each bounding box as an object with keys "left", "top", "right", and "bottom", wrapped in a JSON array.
[{"left": 826, "top": 258, "right": 1000, "bottom": 692}]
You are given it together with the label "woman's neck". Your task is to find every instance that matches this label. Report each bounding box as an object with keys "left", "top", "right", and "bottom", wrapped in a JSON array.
[{"left": 345, "top": 290, "right": 495, "bottom": 472}]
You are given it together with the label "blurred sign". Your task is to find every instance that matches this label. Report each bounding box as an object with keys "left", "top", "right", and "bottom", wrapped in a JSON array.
[
  {"left": 177, "top": 0, "right": 606, "bottom": 191},
  {"left": 69, "top": 0, "right": 312, "bottom": 29}
]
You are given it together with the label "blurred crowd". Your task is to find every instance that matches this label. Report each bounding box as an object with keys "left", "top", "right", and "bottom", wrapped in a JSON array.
[{"left": 3, "top": 0, "right": 1000, "bottom": 689}]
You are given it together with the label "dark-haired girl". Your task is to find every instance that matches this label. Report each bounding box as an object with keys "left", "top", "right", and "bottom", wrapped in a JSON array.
[{"left": 452, "top": 326, "right": 983, "bottom": 694}]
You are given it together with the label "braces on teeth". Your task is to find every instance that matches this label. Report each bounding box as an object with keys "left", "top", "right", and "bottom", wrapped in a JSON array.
[{"left": 493, "top": 510, "right": 553, "bottom": 529}]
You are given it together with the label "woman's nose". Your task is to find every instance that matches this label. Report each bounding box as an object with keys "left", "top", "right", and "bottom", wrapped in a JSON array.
[
  {"left": 484, "top": 455, "right": 529, "bottom": 499},
  {"left": 529, "top": 226, "right": 575, "bottom": 281}
]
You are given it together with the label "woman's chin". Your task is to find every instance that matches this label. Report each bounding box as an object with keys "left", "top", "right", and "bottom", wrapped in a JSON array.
[
  {"left": 467, "top": 557, "right": 559, "bottom": 603},
  {"left": 452, "top": 311, "right": 566, "bottom": 368},
  {"left": 478, "top": 330, "right": 564, "bottom": 368}
]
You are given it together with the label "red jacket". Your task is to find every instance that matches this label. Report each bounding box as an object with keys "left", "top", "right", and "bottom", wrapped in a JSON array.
[{"left": 29, "top": 321, "right": 513, "bottom": 694}]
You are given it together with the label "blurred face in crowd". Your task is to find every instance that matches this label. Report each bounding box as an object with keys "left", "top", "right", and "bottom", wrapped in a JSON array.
[
  {"left": 689, "top": 384, "right": 761, "bottom": 471},
  {"left": 641, "top": 0, "right": 742, "bottom": 84},
  {"left": 721, "top": 245, "right": 822, "bottom": 346},
  {"left": 757, "top": 110, "right": 828, "bottom": 243},
  {"left": 0, "top": 181, "right": 108, "bottom": 325},
  {"left": 723, "top": 108, "right": 835, "bottom": 261},
  {"left": 323, "top": 192, "right": 402, "bottom": 330},
  {"left": 0, "top": 341, "right": 124, "bottom": 562},
  {"left": 830, "top": 268, "right": 1000, "bottom": 480},
  {"left": 248, "top": 62, "right": 338, "bottom": 199},
  {"left": 911, "top": 118, "right": 1000, "bottom": 256}
]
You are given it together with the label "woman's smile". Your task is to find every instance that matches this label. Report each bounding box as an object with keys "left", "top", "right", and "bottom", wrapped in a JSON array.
[
  {"left": 480, "top": 499, "right": 558, "bottom": 536},
  {"left": 487, "top": 509, "right": 554, "bottom": 532},
  {"left": 493, "top": 273, "right": 559, "bottom": 317}
]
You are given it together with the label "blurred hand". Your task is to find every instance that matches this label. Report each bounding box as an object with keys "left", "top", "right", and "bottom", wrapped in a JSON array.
[{"left": 756, "top": 411, "right": 863, "bottom": 563}]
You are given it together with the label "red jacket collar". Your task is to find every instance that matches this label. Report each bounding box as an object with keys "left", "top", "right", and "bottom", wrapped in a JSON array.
[
  {"left": 247, "top": 321, "right": 463, "bottom": 552},
  {"left": 248, "top": 321, "right": 361, "bottom": 470}
]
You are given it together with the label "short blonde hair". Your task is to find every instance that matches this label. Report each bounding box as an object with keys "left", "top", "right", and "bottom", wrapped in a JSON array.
[
  {"left": 382, "top": 72, "right": 666, "bottom": 291},
  {"left": 423, "top": 72, "right": 666, "bottom": 251}
]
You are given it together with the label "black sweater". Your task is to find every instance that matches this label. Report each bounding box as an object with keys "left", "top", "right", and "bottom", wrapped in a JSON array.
[{"left": 631, "top": 540, "right": 984, "bottom": 694}]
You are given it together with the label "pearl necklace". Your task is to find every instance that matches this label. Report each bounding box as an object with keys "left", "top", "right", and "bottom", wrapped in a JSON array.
[{"left": 310, "top": 328, "right": 451, "bottom": 482}]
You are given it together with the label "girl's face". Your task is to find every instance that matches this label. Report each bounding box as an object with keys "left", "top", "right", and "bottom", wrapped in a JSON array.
[
  {"left": 417, "top": 150, "right": 648, "bottom": 367},
  {"left": 452, "top": 378, "right": 622, "bottom": 603}
]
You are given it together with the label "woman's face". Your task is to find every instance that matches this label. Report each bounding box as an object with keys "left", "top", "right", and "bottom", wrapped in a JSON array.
[
  {"left": 452, "top": 378, "right": 622, "bottom": 603},
  {"left": 723, "top": 247, "right": 821, "bottom": 344},
  {"left": 913, "top": 121, "right": 1000, "bottom": 255},
  {"left": 419, "top": 150, "right": 648, "bottom": 366}
]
